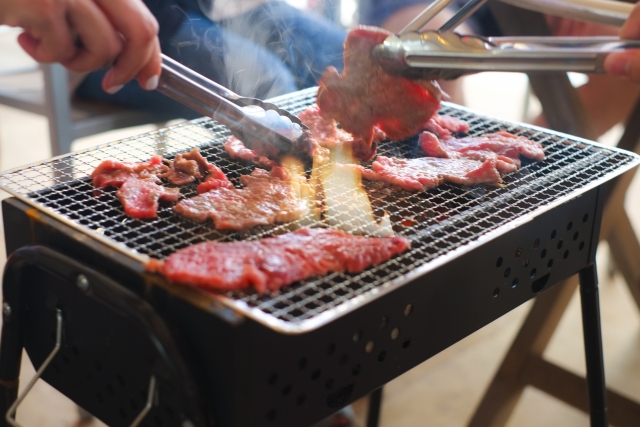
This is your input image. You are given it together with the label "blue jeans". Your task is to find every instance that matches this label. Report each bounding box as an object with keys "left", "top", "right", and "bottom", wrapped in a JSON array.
[{"left": 75, "top": 1, "right": 346, "bottom": 119}]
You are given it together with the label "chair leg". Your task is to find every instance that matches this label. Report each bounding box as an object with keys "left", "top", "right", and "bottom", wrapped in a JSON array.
[
  {"left": 42, "top": 64, "right": 75, "bottom": 156},
  {"left": 605, "top": 210, "right": 640, "bottom": 312},
  {"left": 466, "top": 276, "right": 579, "bottom": 427}
]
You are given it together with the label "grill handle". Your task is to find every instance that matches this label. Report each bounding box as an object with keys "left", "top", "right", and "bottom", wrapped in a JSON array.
[{"left": 157, "top": 55, "right": 311, "bottom": 156}]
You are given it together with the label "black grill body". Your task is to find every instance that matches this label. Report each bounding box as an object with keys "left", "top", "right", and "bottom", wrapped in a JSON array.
[{"left": 1, "top": 183, "right": 604, "bottom": 427}]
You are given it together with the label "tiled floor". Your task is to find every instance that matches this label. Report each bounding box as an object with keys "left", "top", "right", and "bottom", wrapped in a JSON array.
[{"left": 1, "top": 30, "right": 640, "bottom": 427}]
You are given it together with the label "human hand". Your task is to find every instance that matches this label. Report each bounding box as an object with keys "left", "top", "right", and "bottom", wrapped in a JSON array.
[
  {"left": 0, "top": 0, "right": 161, "bottom": 93},
  {"left": 604, "top": 3, "right": 640, "bottom": 83}
]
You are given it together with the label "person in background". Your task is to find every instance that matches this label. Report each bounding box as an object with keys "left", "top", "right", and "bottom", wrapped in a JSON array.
[{"left": 0, "top": 0, "right": 347, "bottom": 119}]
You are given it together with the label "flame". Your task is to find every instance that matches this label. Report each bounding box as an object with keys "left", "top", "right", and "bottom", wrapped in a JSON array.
[
  {"left": 317, "top": 144, "right": 393, "bottom": 237},
  {"left": 280, "top": 155, "right": 320, "bottom": 222}
]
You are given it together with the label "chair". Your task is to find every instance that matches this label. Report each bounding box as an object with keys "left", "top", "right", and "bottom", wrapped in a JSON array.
[{"left": 0, "top": 29, "right": 176, "bottom": 156}]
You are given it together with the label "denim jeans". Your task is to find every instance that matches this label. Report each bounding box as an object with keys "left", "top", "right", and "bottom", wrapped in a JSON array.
[{"left": 75, "top": 1, "right": 346, "bottom": 119}]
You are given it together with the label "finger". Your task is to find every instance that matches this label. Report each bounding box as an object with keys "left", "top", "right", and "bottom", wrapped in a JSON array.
[
  {"left": 94, "top": 0, "right": 160, "bottom": 91},
  {"left": 16, "top": 11, "right": 76, "bottom": 63},
  {"left": 604, "top": 51, "right": 640, "bottom": 83},
  {"left": 61, "top": 0, "right": 122, "bottom": 72},
  {"left": 621, "top": 3, "right": 640, "bottom": 39},
  {"left": 135, "top": 37, "right": 161, "bottom": 90}
]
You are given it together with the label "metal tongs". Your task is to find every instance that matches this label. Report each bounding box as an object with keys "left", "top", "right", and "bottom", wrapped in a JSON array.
[
  {"left": 157, "top": 54, "right": 311, "bottom": 156},
  {"left": 371, "top": 0, "right": 640, "bottom": 80}
]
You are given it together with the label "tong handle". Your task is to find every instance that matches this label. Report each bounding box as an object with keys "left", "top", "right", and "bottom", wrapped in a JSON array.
[{"left": 157, "top": 54, "right": 300, "bottom": 154}]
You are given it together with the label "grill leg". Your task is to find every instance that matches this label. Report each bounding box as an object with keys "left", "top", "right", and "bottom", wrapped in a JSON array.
[
  {"left": 579, "top": 264, "right": 608, "bottom": 427},
  {"left": 366, "top": 387, "right": 383, "bottom": 427}
]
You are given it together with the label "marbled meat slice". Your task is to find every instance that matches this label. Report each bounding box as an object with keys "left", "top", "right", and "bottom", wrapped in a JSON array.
[
  {"left": 317, "top": 26, "right": 443, "bottom": 148},
  {"left": 160, "top": 148, "right": 233, "bottom": 189},
  {"left": 173, "top": 167, "right": 309, "bottom": 230},
  {"left": 358, "top": 155, "right": 501, "bottom": 192},
  {"left": 91, "top": 155, "right": 166, "bottom": 188},
  {"left": 116, "top": 177, "right": 181, "bottom": 219},
  {"left": 419, "top": 131, "right": 545, "bottom": 174},
  {"left": 151, "top": 227, "right": 411, "bottom": 293},
  {"left": 424, "top": 115, "right": 470, "bottom": 139}
]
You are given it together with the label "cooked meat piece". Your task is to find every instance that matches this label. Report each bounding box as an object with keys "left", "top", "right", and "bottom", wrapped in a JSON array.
[
  {"left": 424, "top": 115, "right": 470, "bottom": 139},
  {"left": 224, "top": 136, "right": 277, "bottom": 170},
  {"left": 116, "top": 177, "right": 181, "bottom": 219},
  {"left": 91, "top": 155, "right": 166, "bottom": 188},
  {"left": 357, "top": 155, "right": 502, "bottom": 192},
  {"left": 317, "top": 26, "right": 444, "bottom": 148},
  {"left": 173, "top": 167, "right": 309, "bottom": 230},
  {"left": 151, "top": 227, "right": 411, "bottom": 293},
  {"left": 419, "top": 131, "right": 545, "bottom": 174},
  {"left": 160, "top": 148, "right": 234, "bottom": 189}
]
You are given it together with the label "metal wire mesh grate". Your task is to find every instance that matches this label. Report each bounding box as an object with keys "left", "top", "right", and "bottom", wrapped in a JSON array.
[{"left": 0, "top": 87, "right": 637, "bottom": 328}]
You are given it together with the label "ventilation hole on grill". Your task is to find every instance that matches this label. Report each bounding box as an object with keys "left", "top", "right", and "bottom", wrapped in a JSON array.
[
  {"left": 548, "top": 259, "right": 554, "bottom": 269},
  {"left": 504, "top": 268, "right": 511, "bottom": 278},
  {"left": 53, "top": 363, "right": 61, "bottom": 374},
  {"left": 522, "top": 258, "right": 529, "bottom": 268},
  {"left": 365, "top": 341, "right": 375, "bottom": 353},
  {"left": 267, "top": 373, "right": 277, "bottom": 385},
  {"left": 117, "top": 375, "right": 125, "bottom": 386},
  {"left": 339, "top": 354, "right": 349, "bottom": 365},
  {"left": 130, "top": 399, "right": 138, "bottom": 411},
  {"left": 299, "top": 358, "right": 307, "bottom": 370},
  {"left": 511, "top": 278, "right": 519, "bottom": 289},
  {"left": 267, "top": 410, "right": 276, "bottom": 421},
  {"left": 532, "top": 273, "right": 550, "bottom": 294},
  {"left": 496, "top": 257, "right": 503, "bottom": 267},
  {"left": 557, "top": 240, "right": 563, "bottom": 250},
  {"left": 404, "top": 304, "right": 413, "bottom": 316},
  {"left": 579, "top": 241, "right": 585, "bottom": 251},
  {"left": 107, "top": 383, "right": 115, "bottom": 395},
  {"left": 297, "top": 394, "right": 306, "bottom": 405},
  {"left": 583, "top": 213, "right": 589, "bottom": 222},
  {"left": 378, "top": 351, "right": 387, "bottom": 362},
  {"left": 325, "top": 378, "right": 334, "bottom": 390},
  {"left": 282, "top": 384, "right": 292, "bottom": 395},
  {"left": 515, "top": 247, "right": 522, "bottom": 258},
  {"left": 551, "top": 230, "right": 557, "bottom": 239},
  {"left": 327, "top": 343, "right": 336, "bottom": 355},
  {"left": 352, "top": 364, "right": 361, "bottom": 376},
  {"left": 567, "top": 221, "right": 573, "bottom": 231},
  {"left": 94, "top": 360, "right": 102, "bottom": 371},
  {"left": 380, "top": 316, "right": 389, "bottom": 328},
  {"left": 72, "top": 346, "right": 80, "bottom": 356},
  {"left": 402, "top": 339, "right": 411, "bottom": 349},
  {"left": 391, "top": 327, "right": 400, "bottom": 340},
  {"left": 165, "top": 407, "right": 174, "bottom": 420},
  {"left": 573, "top": 232, "right": 579, "bottom": 241},
  {"left": 96, "top": 392, "right": 103, "bottom": 403},
  {"left": 564, "top": 250, "right": 570, "bottom": 259},
  {"left": 533, "top": 238, "right": 540, "bottom": 249},
  {"left": 63, "top": 355, "right": 70, "bottom": 365},
  {"left": 530, "top": 269, "right": 537, "bottom": 279},
  {"left": 541, "top": 249, "right": 547, "bottom": 259},
  {"left": 352, "top": 330, "right": 363, "bottom": 342},
  {"left": 492, "top": 288, "right": 500, "bottom": 298},
  {"left": 154, "top": 414, "right": 163, "bottom": 426}
]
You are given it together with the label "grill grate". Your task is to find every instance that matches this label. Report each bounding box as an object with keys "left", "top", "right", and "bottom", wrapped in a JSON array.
[{"left": 0, "top": 87, "right": 637, "bottom": 330}]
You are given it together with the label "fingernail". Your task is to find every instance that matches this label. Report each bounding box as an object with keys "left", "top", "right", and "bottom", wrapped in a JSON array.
[
  {"left": 607, "top": 55, "right": 630, "bottom": 77},
  {"left": 145, "top": 75, "right": 159, "bottom": 91},
  {"left": 105, "top": 84, "right": 124, "bottom": 95}
]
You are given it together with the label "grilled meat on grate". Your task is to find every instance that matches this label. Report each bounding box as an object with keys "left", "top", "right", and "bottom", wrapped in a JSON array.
[{"left": 148, "top": 227, "right": 411, "bottom": 293}]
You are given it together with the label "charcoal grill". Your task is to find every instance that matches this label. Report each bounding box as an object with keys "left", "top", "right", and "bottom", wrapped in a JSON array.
[{"left": 0, "top": 87, "right": 637, "bottom": 427}]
